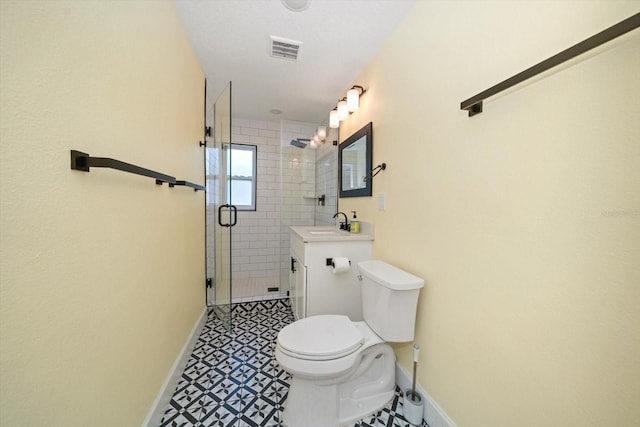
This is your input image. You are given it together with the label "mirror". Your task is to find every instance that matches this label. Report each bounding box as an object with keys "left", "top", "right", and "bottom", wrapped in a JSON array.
[{"left": 339, "top": 122, "right": 372, "bottom": 198}]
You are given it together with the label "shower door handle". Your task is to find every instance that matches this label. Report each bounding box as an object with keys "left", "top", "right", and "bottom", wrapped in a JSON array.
[
  {"left": 217, "top": 204, "right": 238, "bottom": 227},
  {"left": 229, "top": 205, "right": 237, "bottom": 226}
]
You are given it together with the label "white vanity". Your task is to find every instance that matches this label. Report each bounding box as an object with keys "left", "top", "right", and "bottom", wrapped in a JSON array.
[{"left": 289, "top": 225, "right": 373, "bottom": 321}]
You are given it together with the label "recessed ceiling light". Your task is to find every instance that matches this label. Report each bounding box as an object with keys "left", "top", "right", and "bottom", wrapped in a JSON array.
[
  {"left": 281, "top": 0, "right": 311, "bottom": 12},
  {"left": 270, "top": 108, "right": 283, "bottom": 115}
]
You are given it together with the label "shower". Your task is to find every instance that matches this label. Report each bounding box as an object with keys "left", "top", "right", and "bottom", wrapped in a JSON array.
[
  {"left": 205, "top": 106, "right": 339, "bottom": 321},
  {"left": 289, "top": 138, "right": 310, "bottom": 148}
]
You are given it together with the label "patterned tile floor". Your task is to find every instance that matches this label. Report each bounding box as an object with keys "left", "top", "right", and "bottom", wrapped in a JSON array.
[{"left": 159, "top": 299, "right": 428, "bottom": 427}]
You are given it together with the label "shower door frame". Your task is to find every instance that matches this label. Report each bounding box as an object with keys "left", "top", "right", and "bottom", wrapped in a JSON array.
[{"left": 206, "top": 81, "right": 234, "bottom": 331}]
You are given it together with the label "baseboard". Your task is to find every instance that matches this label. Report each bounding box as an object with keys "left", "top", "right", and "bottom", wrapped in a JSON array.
[
  {"left": 142, "top": 306, "right": 208, "bottom": 427},
  {"left": 395, "top": 363, "right": 458, "bottom": 427}
]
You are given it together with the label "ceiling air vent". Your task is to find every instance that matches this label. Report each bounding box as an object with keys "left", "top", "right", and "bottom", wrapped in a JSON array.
[{"left": 270, "top": 36, "right": 302, "bottom": 61}]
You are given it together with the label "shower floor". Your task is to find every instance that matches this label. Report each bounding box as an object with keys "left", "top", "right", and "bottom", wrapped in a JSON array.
[
  {"left": 232, "top": 276, "right": 283, "bottom": 302},
  {"left": 213, "top": 276, "right": 286, "bottom": 305}
]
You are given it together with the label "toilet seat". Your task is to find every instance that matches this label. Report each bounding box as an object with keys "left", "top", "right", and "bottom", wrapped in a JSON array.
[{"left": 277, "top": 315, "right": 364, "bottom": 361}]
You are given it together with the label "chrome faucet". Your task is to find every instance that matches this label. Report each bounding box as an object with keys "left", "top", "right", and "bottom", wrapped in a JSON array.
[{"left": 333, "top": 211, "right": 349, "bottom": 231}]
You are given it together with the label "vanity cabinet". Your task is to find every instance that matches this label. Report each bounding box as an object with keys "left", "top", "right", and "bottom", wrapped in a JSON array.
[{"left": 289, "top": 227, "right": 373, "bottom": 321}]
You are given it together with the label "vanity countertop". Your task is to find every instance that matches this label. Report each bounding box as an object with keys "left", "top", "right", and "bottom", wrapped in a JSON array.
[{"left": 290, "top": 226, "right": 374, "bottom": 242}]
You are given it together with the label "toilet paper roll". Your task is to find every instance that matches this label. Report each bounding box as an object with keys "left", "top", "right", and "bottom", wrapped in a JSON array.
[{"left": 331, "top": 257, "right": 351, "bottom": 274}]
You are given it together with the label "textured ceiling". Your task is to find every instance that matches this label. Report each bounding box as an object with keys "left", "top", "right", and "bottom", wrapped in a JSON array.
[{"left": 174, "top": 0, "right": 415, "bottom": 124}]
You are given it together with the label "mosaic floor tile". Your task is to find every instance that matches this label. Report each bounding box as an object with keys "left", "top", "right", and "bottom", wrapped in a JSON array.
[
  {"left": 198, "top": 400, "right": 240, "bottom": 427},
  {"left": 159, "top": 298, "right": 429, "bottom": 427},
  {"left": 208, "top": 376, "right": 242, "bottom": 404},
  {"left": 238, "top": 394, "right": 279, "bottom": 426}
]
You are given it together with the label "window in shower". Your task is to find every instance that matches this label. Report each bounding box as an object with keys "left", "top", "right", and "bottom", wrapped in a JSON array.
[{"left": 226, "top": 143, "right": 257, "bottom": 211}]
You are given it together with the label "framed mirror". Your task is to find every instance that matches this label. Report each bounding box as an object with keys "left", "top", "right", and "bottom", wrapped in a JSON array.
[{"left": 339, "top": 122, "right": 372, "bottom": 198}]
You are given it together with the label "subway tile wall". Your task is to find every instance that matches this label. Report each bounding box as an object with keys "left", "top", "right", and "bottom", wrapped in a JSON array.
[
  {"left": 231, "top": 119, "right": 283, "bottom": 294},
  {"left": 279, "top": 120, "right": 318, "bottom": 290}
]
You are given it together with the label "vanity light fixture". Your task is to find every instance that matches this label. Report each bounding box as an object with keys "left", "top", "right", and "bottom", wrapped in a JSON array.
[
  {"left": 337, "top": 99, "right": 349, "bottom": 121},
  {"left": 347, "top": 85, "right": 365, "bottom": 112},
  {"left": 328, "top": 84, "right": 367, "bottom": 128},
  {"left": 329, "top": 108, "right": 339, "bottom": 128},
  {"left": 307, "top": 126, "right": 326, "bottom": 149},
  {"left": 317, "top": 126, "right": 327, "bottom": 140}
]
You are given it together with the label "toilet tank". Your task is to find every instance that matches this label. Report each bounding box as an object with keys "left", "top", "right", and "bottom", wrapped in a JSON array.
[{"left": 357, "top": 260, "right": 424, "bottom": 342}]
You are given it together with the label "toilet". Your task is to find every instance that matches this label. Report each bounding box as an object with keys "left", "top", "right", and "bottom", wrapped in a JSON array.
[{"left": 275, "top": 260, "right": 424, "bottom": 427}]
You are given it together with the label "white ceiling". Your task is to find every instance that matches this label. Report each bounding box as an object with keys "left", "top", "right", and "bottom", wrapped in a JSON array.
[{"left": 174, "top": 0, "right": 415, "bottom": 124}]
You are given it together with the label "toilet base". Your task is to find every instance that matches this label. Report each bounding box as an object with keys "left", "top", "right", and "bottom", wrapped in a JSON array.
[
  {"left": 282, "top": 343, "right": 396, "bottom": 427},
  {"left": 338, "top": 388, "right": 395, "bottom": 426}
]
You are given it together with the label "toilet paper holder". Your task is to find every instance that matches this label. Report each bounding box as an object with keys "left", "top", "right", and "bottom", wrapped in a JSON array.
[{"left": 326, "top": 258, "right": 351, "bottom": 267}]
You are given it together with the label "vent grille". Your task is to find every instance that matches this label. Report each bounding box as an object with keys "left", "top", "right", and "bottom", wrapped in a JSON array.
[{"left": 270, "top": 36, "right": 302, "bottom": 61}]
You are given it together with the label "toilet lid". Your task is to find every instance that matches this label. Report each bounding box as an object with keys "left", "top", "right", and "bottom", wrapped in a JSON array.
[{"left": 278, "top": 315, "right": 364, "bottom": 360}]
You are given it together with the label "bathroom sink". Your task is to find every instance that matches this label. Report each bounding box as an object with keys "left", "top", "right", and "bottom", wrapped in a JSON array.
[{"left": 290, "top": 226, "right": 373, "bottom": 242}]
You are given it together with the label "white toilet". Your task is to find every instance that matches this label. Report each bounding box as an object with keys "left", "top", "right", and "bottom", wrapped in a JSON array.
[{"left": 275, "top": 260, "right": 424, "bottom": 427}]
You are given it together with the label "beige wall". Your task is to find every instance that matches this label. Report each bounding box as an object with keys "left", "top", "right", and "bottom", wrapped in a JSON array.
[
  {"left": 339, "top": 2, "right": 640, "bottom": 426},
  {"left": 0, "top": 1, "right": 204, "bottom": 426}
]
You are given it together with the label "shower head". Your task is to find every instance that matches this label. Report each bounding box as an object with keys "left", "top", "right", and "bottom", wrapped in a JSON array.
[{"left": 290, "top": 138, "right": 310, "bottom": 149}]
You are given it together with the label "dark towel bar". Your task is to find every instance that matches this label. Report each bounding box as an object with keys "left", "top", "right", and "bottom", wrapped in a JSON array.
[
  {"left": 460, "top": 13, "right": 640, "bottom": 117},
  {"left": 363, "top": 163, "right": 386, "bottom": 182},
  {"left": 170, "top": 180, "right": 206, "bottom": 192},
  {"left": 70, "top": 150, "right": 205, "bottom": 191}
]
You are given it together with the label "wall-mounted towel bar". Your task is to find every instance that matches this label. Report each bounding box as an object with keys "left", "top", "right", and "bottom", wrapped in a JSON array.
[
  {"left": 170, "top": 181, "right": 206, "bottom": 192},
  {"left": 70, "top": 150, "right": 205, "bottom": 191},
  {"left": 71, "top": 150, "right": 175, "bottom": 184},
  {"left": 460, "top": 13, "right": 640, "bottom": 117},
  {"left": 364, "top": 163, "right": 386, "bottom": 182}
]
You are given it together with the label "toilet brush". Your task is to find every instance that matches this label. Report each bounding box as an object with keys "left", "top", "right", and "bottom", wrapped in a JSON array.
[
  {"left": 412, "top": 344, "right": 419, "bottom": 398},
  {"left": 404, "top": 344, "right": 424, "bottom": 425}
]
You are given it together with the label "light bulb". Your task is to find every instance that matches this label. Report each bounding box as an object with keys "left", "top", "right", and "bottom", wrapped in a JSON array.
[
  {"left": 329, "top": 110, "right": 339, "bottom": 128},
  {"left": 317, "top": 126, "right": 326, "bottom": 140},
  {"left": 347, "top": 88, "right": 360, "bottom": 112},
  {"left": 337, "top": 100, "right": 348, "bottom": 121}
]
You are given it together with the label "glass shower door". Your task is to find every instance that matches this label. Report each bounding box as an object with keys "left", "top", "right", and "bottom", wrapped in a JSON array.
[{"left": 206, "top": 81, "right": 234, "bottom": 331}]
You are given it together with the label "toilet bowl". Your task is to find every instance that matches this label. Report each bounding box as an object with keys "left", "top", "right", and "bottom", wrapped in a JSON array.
[
  {"left": 275, "top": 317, "right": 395, "bottom": 426},
  {"left": 276, "top": 260, "right": 424, "bottom": 427}
]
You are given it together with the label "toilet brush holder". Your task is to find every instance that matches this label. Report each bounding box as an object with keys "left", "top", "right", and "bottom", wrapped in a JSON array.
[
  {"left": 405, "top": 343, "right": 423, "bottom": 425},
  {"left": 403, "top": 389, "right": 424, "bottom": 425}
]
